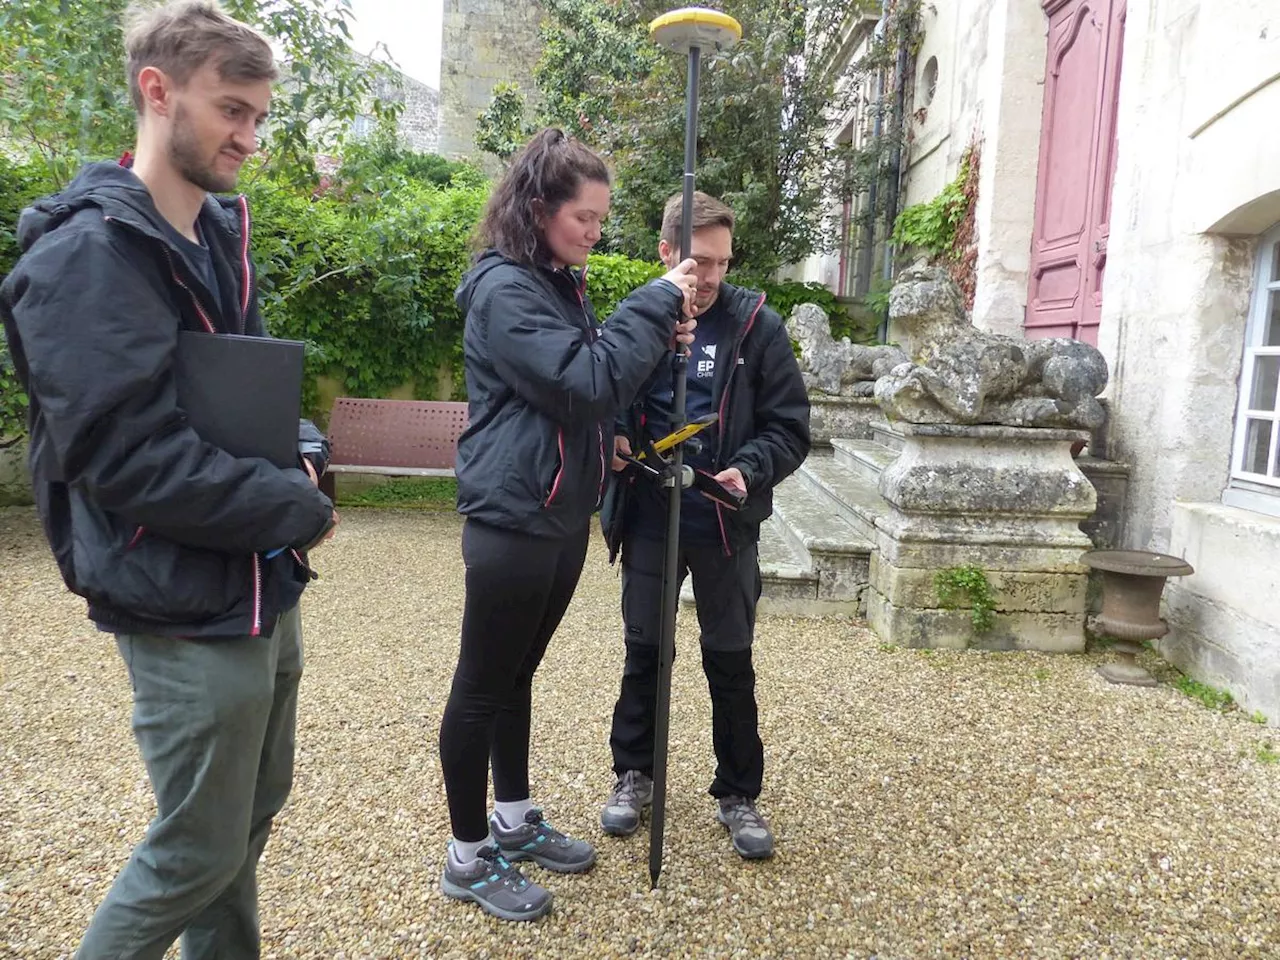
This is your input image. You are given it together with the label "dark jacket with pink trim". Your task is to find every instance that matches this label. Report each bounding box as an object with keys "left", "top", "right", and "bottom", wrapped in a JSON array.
[
  {"left": 453, "top": 250, "right": 683, "bottom": 539},
  {"left": 0, "top": 161, "right": 333, "bottom": 639},
  {"left": 601, "top": 281, "right": 811, "bottom": 559}
]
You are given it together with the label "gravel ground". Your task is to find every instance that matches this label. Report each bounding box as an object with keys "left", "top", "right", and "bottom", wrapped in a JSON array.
[{"left": 2, "top": 505, "right": 1279, "bottom": 959}]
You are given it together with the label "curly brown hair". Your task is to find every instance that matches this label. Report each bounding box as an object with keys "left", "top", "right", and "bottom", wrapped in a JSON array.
[{"left": 476, "top": 128, "right": 611, "bottom": 266}]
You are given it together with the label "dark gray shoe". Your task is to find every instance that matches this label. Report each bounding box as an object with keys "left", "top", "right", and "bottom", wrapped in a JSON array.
[
  {"left": 490, "top": 808, "right": 597, "bottom": 874},
  {"left": 440, "top": 843, "right": 553, "bottom": 922},
  {"left": 600, "top": 770, "right": 654, "bottom": 837},
  {"left": 717, "top": 796, "right": 774, "bottom": 860}
]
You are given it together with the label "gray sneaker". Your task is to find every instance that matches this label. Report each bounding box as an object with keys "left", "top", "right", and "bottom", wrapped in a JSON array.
[
  {"left": 601, "top": 770, "right": 654, "bottom": 837},
  {"left": 490, "top": 808, "right": 597, "bottom": 874},
  {"left": 440, "top": 843, "right": 553, "bottom": 922},
  {"left": 717, "top": 796, "right": 775, "bottom": 859}
]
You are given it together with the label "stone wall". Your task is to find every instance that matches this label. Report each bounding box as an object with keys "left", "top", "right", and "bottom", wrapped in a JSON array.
[
  {"left": 396, "top": 74, "right": 441, "bottom": 154},
  {"left": 0, "top": 443, "right": 32, "bottom": 507},
  {"left": 1162, "top": 503, "right": 1280, "bottom": 722},
  {"left": 438, "top": 0, "right": 545, "bottom": 162},
  {"left": 1097, "top": 1, "right": 1278, "bottom": 551},
  {"left": 1093, "top": 0, "right": 1280, "bottom": 722}
]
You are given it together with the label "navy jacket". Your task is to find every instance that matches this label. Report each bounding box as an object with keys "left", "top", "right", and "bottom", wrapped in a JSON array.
[{"left": 601, "top": 281, "right": 811, "bottom": 558}]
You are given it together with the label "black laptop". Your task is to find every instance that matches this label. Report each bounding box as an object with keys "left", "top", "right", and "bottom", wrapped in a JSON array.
[{"left": 175, "top": 331, "right": 305, "bottom": 470}]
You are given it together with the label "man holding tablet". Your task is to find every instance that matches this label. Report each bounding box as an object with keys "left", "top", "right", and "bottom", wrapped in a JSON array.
[
  {"left": 600, "top": 191, "right": 811, "bottom": 860},
  {"left": 0, "top": 2, "right": 335, "bottom": 955}
]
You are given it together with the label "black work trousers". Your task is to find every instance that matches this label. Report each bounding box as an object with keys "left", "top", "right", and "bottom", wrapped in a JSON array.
[{"left": 608, "top": 534, "right": 764, "bottom": 799}]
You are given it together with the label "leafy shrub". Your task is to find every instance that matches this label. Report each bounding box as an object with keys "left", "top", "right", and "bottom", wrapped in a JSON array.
[
  {"left": 248, "top": 174, "right": 488, "bottom": 416},
  {"left": 0, "top": 159, "right": 57, "bottom": 440},
  {"left": 585, "top": 253, "right": 664, "bottom": 319}
]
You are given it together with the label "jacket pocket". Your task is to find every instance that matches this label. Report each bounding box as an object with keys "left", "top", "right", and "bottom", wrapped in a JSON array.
[
  {"left": 68, "top": 495, "right": 242, "bottom": 624},
  {"left": 494, "top": 407, "right": 564, "bottom": 513},
  {"left": 541, "top": 428, "right": 565, "bottom": 507}
]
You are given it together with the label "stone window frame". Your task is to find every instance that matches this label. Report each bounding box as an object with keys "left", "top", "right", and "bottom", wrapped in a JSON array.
[{"left": 1225, "top": 223, "right": 1280, "bottom": 517}]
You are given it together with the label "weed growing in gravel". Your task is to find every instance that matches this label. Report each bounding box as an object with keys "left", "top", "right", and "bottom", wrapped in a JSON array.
[
  {"left": 1249, "top": 711, "right": 1268, "bottom": 725},
  {"left": 877, "top": 642, "right": 897, "bottom": 653},
  {"left": 340, "top": 478, "right": 458, "bottom": 509},
  {"left": 1033, "top": 668, "right": 1051, "bottom": 682},
  {"left": 1173, "top": 676, "right": 1234, "bottom": 712},
  {"left": 1256, "top": 742, "right": 1279, "bottom": 764}
]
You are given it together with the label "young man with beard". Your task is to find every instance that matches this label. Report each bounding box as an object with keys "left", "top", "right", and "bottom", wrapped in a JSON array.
[
  {"left": 599, "top": 192, "right": 811, "bottom": 860},
  {"left": 0, "top": 2, "right": 336, "bottom": 955}
]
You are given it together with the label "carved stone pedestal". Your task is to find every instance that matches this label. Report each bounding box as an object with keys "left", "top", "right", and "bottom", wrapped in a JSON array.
[
  {"left": 808, "top": 395, "right": 881, "bottom": 445},
  {"left": 0, "top": 441, "right": 33, "bottom": 507},
  {"left": 867, "top": 424, "right": 1096, "bottom": 651}
]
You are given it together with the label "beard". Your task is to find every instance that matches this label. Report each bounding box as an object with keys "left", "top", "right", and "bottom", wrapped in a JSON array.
[{"left": 169, "top": 103, "right": 238, "bottom": 194}]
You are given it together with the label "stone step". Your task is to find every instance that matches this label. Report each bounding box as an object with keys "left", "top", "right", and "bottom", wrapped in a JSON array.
[
  {"left": 772, "top": 473, "right": 874, "bottom": 560},
  {"left": 680, "top": 514, "right": 823, "bottom": 614},
  {"left": 758, "top": 510, "right": 816, "bottom": 582},
  {"left": 869, "top": 419, "right": 905, "bottom": 452},
  {"left": 830, "top": 437, "right": 900, "bottom": 482},
  {"left": 771, "top": 474, "right": 873, "bottom": 614},
  {"left": 757, "top": 513, "right": 835, "bottom": 615},
  {"left": 796, "top": 451, "right": 891, "bottom": 542}
]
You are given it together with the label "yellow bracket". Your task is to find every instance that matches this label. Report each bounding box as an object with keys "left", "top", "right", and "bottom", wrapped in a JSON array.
[{"left": 636, "top": 414, "right": 719, "bottom": 460}]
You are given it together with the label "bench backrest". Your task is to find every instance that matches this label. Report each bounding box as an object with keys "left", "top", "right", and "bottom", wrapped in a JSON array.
[{"left": 327, "top": 398, "right": 469, "bottom": 469}]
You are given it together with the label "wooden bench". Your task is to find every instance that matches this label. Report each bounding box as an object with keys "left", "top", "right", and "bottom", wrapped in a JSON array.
[{"left": 318, "top": 398, "right": 469, "bottom": 500}]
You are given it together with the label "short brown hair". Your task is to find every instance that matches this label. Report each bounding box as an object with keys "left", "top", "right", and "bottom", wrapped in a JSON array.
[
  {"left": 476, "top": 128, "right": 612, "bottom": 266},
  {"left": 660, "top": 191, "right": 736, "bottom": 251},
  {"left": 125, "top": 0, "right": 277, "bottom": 114}
]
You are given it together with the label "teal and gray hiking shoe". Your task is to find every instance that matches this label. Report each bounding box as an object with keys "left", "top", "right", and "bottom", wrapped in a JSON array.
[
  {"left": 490, "top": 808, "right": 597, "bottom": 874},
  {"left": 717, "top": 796, "right": 775, "bottom": 860},
  {"left": 600, "top": 770, "right": 654, "bottom": 837},
  {"left": 440, "top": 843, "right": 553, "bottom": 922}
]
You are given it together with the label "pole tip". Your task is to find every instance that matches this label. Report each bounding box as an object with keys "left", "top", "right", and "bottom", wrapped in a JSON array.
[{"left": 648, "top": 8, "right": 742, "bottom": 53}]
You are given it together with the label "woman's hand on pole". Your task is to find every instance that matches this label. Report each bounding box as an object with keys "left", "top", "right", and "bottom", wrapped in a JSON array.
[{"left": 661, "top": 258, "right": 699, "bottom": 319}]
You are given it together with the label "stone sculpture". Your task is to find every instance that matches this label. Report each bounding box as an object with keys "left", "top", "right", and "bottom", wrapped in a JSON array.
[
  {"left": 873, "top": 267, "right": 1109, "bottom": 429},
  {"left": 786, "top": 302, "right": 907, "bottom": 397}
]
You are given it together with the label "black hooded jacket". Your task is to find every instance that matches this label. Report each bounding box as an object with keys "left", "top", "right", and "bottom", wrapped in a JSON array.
[
  {"left": 601, "top": 281, "right": 811, "bottom": 558},
  {"left": 453, "top": 251, "right": 683, "bottom": 538},
  {"left": 0, "top": 161, "right": 333, "bottom": 638}
]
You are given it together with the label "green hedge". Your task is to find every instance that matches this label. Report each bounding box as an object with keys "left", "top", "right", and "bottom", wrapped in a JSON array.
[
  {"left": 0, "top": 159, "right": 55, "bottom": 440},
  {"left": 247, "top": 172, "right": 488, "bottom": 415}
]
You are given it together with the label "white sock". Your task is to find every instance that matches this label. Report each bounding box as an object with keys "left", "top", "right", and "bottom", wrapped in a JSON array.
[
  {"left": 493, "top": 798, "right": 535, "bottom": 829},
  {"left": 450, "top": 835, "right": 491, "bottom": 867}
]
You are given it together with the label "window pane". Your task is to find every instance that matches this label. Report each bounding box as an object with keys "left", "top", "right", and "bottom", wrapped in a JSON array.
[
  {"left": 1266, "top": 291, "right": 1280, "bottom": 346},
  {"left": 1250, "top": 355, "right": 1280, "bottom": 411},
  {"left": 1272, "top": 241, "right": 1280, "bottom": 283},
  {"left": 1241, "top": 418, "right": 1274, "bottom": 475}
]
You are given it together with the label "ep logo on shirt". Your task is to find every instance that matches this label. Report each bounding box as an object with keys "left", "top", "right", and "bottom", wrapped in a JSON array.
[{"left": 697, "top": 342, "right": 717, "bottom": 379}]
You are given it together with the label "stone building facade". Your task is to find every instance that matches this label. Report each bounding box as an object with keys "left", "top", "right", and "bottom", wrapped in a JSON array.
[
  {"left": 810, "top": 0, "right": 1280, "bottom": 721},
  {"left": 394, "top": 71, "right": 442, "bottom": 154},
  {"left": 350, "top": 61, "right": 441, "bottom": 155},
  {"left": 437, "top": 0, "right": 545, "bottom": 161}
]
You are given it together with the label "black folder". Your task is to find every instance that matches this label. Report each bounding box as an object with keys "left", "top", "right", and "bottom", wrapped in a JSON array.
[{"left": 175, "top": 331, "right": 304, "bottom": 470}]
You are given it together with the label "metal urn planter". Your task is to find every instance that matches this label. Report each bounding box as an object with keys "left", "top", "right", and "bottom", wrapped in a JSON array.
[{"left": 1081, "top": 549, "right": 1195, "bottom": 687}]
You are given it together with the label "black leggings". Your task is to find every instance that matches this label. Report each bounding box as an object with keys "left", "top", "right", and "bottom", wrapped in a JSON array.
[{"left": 439, "top": 519, "right": 590, "bottom": 842}]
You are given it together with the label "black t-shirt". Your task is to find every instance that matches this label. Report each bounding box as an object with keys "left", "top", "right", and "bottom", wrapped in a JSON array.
[
  {"left": 160, "top": 216, "right": 220, "bottom": 314},
  {"left": 633, "top": 296, "right": 735, "bottom": 544}
]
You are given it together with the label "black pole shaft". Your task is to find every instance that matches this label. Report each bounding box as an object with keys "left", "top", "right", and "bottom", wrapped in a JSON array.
[{"left": 649, "top": 42, "right": 701, "bottom": 891}]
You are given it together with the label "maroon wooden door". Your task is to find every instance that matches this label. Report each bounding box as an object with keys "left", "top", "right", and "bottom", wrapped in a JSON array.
[{"left": 1025, "top": 0, "right": 1126, "bottom": 344}]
